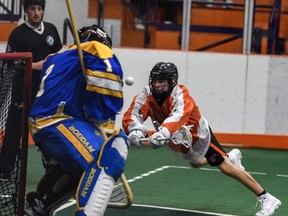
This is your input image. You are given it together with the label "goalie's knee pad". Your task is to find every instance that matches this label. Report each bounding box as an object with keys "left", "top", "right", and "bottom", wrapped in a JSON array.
[{"left": 101, "top": 136, "right": 128, "bottom": 180}]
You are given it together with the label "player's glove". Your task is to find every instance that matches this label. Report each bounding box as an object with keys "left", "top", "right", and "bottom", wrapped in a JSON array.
[
  {"left": 128, "top": 130, "right": 145, "bottom": 148},
  {"left": 149, "top": 127, "right": 170, "bottom": 149},
  {"left": 127, "top": 122, "right": 147, "bottom": 148}
]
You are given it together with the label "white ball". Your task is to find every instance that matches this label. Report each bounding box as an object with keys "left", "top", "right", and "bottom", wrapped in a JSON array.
[{"left": 125, "top": 76, "right": 134, "bottom": 86}]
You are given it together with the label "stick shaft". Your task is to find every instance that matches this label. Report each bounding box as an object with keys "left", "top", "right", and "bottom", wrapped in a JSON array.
[
  {"left": 120, "top": 173, "right": 133, "bottom": 207},
  {"left": 140, "top": 137, "right": 168, "bottom": 142},
  {"left": 65, "top": 0, "right": 132, "bottom": 208},
  {"left": 65, "top": 0, "right": 86, "bottom": 81}
]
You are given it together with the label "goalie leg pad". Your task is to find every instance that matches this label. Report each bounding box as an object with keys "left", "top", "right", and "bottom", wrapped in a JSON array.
[
  {"left": 75, "top": 167, "right": 115, "bottom": 216},
  {"left": 84, "top": 169, "right": 115, "bottom": 216},
  {"left": 76, "top": 162, "right": 102, "bottom": 209},
  {"left": 75, "top": 131, "right": 128, "bottom": 215}
]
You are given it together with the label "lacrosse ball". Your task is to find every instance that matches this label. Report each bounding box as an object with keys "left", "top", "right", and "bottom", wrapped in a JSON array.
[{"left": 125, "top": 76, "right": 134, "bottom": 86}]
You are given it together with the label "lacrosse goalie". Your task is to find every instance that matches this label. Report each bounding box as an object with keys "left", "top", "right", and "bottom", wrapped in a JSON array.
[{"left": 25, "top": 24, "right": 129, "bottom": 216}]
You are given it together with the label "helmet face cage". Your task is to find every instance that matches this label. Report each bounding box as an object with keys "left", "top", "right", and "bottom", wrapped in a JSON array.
[
  {"left": 23, "top": 0, "right": 46, "bottom": 10},
  {"left": 149, "top": 62, "right": 178, "bottom": 101},
  {"left": 78, "top": 25, "right": 112, "bottom": 48}
]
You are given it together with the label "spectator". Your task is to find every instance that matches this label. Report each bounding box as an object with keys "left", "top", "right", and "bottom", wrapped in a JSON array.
[{"left": 6, "top": 0, "right": 62, "bottom": 103}]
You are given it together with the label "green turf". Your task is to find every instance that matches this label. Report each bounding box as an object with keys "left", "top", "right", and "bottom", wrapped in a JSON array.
[
  {"left": 26, "top": 146, "right": 288, "bottom": 216},
  {"left": 26, "top": 147, "right": 44, "bottom": 192}
]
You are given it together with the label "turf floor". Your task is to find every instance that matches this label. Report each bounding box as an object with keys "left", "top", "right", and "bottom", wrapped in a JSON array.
[{"left": 26, "top": 145, "right": 288, "bottom": 216}]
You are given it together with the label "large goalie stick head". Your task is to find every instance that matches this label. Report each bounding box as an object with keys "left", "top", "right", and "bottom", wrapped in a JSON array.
[{"left": 78, "top": 24, "right": 112, "bottom": 48}]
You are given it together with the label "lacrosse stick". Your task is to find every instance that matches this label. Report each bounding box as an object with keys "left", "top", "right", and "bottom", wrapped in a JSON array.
[
  {"left": 139, "top": 137, "right": 168, "bottom": 142},
  {"left": 65, "top": 0, "right": 133, "bottom": 208},
  {"left": 140, "top": 124, "right": 193, "bottom": 148}
]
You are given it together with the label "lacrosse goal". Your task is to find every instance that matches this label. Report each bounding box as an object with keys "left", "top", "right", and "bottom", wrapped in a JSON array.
[{"left": 0, "top": 52, "right": 32, "bottom": 216}]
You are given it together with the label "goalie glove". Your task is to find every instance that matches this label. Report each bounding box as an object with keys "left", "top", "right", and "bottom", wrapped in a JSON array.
[
  {"left": 128, "top": 130, "right": 145, "bottom": 148},
  {"left": 149, "top": 127, "right": 170, "bottom": 149}
]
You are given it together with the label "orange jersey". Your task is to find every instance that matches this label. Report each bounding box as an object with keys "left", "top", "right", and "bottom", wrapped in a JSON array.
[{"left": 122, "top": 85, "right": 211, "bottom": 159}]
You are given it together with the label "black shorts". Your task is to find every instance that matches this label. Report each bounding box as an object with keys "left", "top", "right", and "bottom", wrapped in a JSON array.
[{"left": 204, "top": 127, "right": 228, "bottom": 166}]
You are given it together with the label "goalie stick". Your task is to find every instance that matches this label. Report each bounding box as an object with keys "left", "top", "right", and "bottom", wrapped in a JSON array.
[{"left": 65, "top": 0, "right": 133, "bottom": 209}]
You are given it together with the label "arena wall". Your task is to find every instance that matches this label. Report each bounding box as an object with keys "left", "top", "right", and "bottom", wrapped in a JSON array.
[{"left": 1, "top": 0, "right": 287, "bottom": 148}]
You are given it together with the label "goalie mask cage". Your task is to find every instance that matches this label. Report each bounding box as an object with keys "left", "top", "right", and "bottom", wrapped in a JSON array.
[{"left": 0, "top": 52, "right": 32, "bottom": 216}]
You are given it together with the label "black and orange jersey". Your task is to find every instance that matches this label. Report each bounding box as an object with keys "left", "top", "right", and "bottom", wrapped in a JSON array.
[{"left": 122, "top": 84, "right": 210, "bottom": 157}]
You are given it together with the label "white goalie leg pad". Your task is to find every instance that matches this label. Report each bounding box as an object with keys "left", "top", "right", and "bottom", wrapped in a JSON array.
[{"left": 84, "top": 169, "right": 115, "bottom": 216}]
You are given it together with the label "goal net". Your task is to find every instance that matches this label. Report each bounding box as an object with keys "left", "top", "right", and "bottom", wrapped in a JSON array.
[{"left": 0, "top": 52, "right": 32, "bottom": 216}]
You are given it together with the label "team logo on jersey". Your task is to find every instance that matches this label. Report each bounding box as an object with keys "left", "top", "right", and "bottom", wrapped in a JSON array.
[{"left": 46, "top": 36, "right": 55, "bottom": 46}]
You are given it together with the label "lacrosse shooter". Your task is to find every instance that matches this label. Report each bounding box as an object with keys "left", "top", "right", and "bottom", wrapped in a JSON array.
[
  {"left": 25, "top": 24, "right": 129, "bottom": 216},
  {"left": 122, "top": 62, "right": 281, "bottom": 216}
]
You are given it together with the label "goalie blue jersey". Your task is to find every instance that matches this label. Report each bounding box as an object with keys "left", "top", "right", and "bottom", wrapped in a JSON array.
[{"left": 29, "top": 41, "right": 124, "bottom": 127}]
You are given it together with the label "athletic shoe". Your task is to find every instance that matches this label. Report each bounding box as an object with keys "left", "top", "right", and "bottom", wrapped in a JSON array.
[
  {"left": 227, "top": 148, "right": 245, "bottom": 170},
  {"left": 255, "top": 193, "right": 281, "bottom": 216}
]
